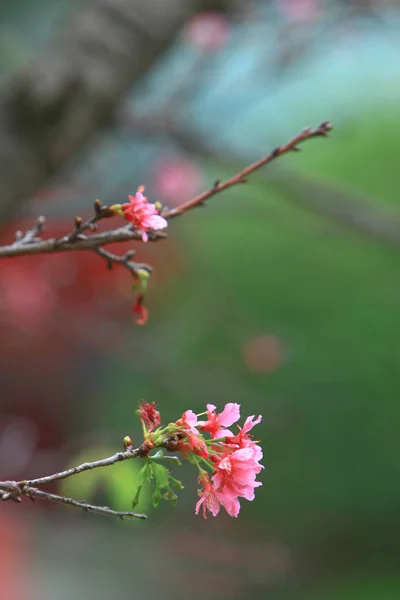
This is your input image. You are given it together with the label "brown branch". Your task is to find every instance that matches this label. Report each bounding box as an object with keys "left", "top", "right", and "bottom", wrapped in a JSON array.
[
  {"left": 164, "top": 121, "right": 333, "bottom": 218},
  {"left": 0, "top": 442, "right": 153, "bottom": 519},
  {"left": 0, "top": 122, "right": 332, "bottom": 262},
  {"left": 23, "top": 487, "right": 147, "bottom": 520},
  {"left": 23, "top": 444, "right": 146, "bottom": 487}
]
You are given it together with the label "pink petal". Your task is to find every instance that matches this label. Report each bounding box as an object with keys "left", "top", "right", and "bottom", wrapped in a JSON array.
[
  {"left": 242, "top": 414, "right": 262, "bottom": 433},
  {"left": 146, "top": 215, "right": 168, "bottom": 231},
  {"left": 218, "top": 493, "right": 240, "bottom": 517},
  {"left": 218, "top": 403, "right": 240, "bottom": 427}
]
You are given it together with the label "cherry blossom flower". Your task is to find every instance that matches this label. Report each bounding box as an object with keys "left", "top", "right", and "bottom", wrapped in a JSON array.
[
  {"left": 178, "top": 410, "right": 199, "bottom": 434},
  {"left": 121, "top": 186, "right": 167, "bottom": 242},
  {"left": 212, "top": 446, "right": 263, "bottom": 505},
  {"left": 198, "top": 403, "right": 241, "bottom": 438},
  {"left": 225, "top": 415, "right": 262, "bottom": 454}
]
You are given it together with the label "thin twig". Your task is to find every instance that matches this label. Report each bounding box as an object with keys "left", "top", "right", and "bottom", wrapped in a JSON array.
[
  {"left": 21, "top": 444, "right": 147, "bottom": 488},
  {"left": 0, "top": 442, "right": 153, "bottom": 519},
  {"left": 23, "top": 486, "right": 147, "bottom": 520},
  {"left": 164, "top": 121, "right": 333, "bottom": 218}
]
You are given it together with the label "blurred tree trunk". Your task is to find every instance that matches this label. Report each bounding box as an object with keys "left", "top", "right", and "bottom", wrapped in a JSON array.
[{"left": 0, "top": 0, "right": 238, "bottom": 219}]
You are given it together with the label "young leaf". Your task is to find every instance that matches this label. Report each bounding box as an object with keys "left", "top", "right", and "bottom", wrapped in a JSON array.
[
  {"left": 151, "top": 463, "right": 170, "bottom": 489},
  {"left": 152, "top": 485, "right": 162, "bottom": 508},
  {"left": 137, "top": 462, "right": 152, "bottom": 486},
  {"left": 131, "top": 485, "right": 143, "bottom": 508}
]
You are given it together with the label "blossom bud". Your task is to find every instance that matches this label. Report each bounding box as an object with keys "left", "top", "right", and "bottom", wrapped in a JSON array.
[{"left": 123, "top": 435, "right": 133, "bottom": 449}]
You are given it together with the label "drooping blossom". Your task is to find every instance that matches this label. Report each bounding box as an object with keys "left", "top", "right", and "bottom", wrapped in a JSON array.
[
  {"left": 132, "top": 293, "right": 148, "bottom": 325},
  {"left": 195, "top": 473, "right": 222, "bottom": 518},
  {"left": 120, "top": 186, "right": 167, "bottom": 242},
  {"left": 138, "top": 401, "right": 161, "bottom": 432},
  {"left": 198, "top": 403, "right": 241, "bottom": 438}
]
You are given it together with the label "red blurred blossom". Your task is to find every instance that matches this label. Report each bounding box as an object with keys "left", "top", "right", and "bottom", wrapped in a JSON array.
[
  {"left": 243, "top": 334, "right": 285, "bottom": 374},
  {"left": 121, "top": 186, "right": 167, "bottom": 242},
  {"left": 184, "top": 12, "right": 230, "bottom": 52},
  {"left": 138, "top": 401, "right": 161, "bottom": 432},
  {"left": 0, "top": 263, "right": 55, "bottom": 333},
  {"left": 276, "top": 0, "right": 322, "bottom": 22},
  {"left": 153, "top": 158, "right": 203, "bottom": 207},
  {"left": 198, "top": 403, "right": 241, "bottom": 439},
  {"left": 132, "top": 293, "right": 148, "bottom": 325}
]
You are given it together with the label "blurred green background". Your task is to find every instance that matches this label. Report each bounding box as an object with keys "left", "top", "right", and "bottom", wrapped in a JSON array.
[{"left": 1, "top": 1, "right": 400, "bottom": 599}]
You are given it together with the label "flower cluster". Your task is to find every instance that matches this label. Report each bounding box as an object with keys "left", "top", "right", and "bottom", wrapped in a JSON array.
[{"left": 134, "top": 401, "right": 263, "bottom": 518}]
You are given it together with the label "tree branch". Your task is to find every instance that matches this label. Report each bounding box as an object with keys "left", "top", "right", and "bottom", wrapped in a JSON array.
[
  {"left": 0, "top": 442, "right": 152, "bottom": 519},
  {"left": 0, "top": 122, "right": 333, "bottom": 262},
  {"left": 164, "top": 121, "right": 332, "bottom": 218}
]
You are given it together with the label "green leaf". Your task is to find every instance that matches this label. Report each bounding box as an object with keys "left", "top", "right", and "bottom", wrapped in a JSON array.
[
  {"left": 131, "top": 485, "right": 143, "bottom": 508},
  {"left": 152, "top": 486, "right": 162, "bottom": 508},
  {"left": 137, "top": 462, "right": 152, "bottom": 486},
  {"left": 151, "top": 463, "right": 170, "bottom": 489},
  {"left": 168, "top": 476, "right": 184, "bottom": 490}
]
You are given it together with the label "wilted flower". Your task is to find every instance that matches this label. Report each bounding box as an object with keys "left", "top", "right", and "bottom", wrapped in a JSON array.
[{"left": 138, "top": 401, "right": 161, "bottom": 432}]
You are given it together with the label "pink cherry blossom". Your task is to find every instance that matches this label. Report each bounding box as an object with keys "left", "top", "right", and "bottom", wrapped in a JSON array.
[
  {"left": 225, "top": 414, "right": 262, "bottom": 454},
  {"left": 198, "top": 403, "right": 240, "bottom": 438},
  {"left": 212, "top": 446, "right": 263, "bottom": 505},
  {"left": 181, "top": 410, "right": 199, "bottom": 434},
  {"left": 121, "top": 186, "right": 168, "bottom": 242}
]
